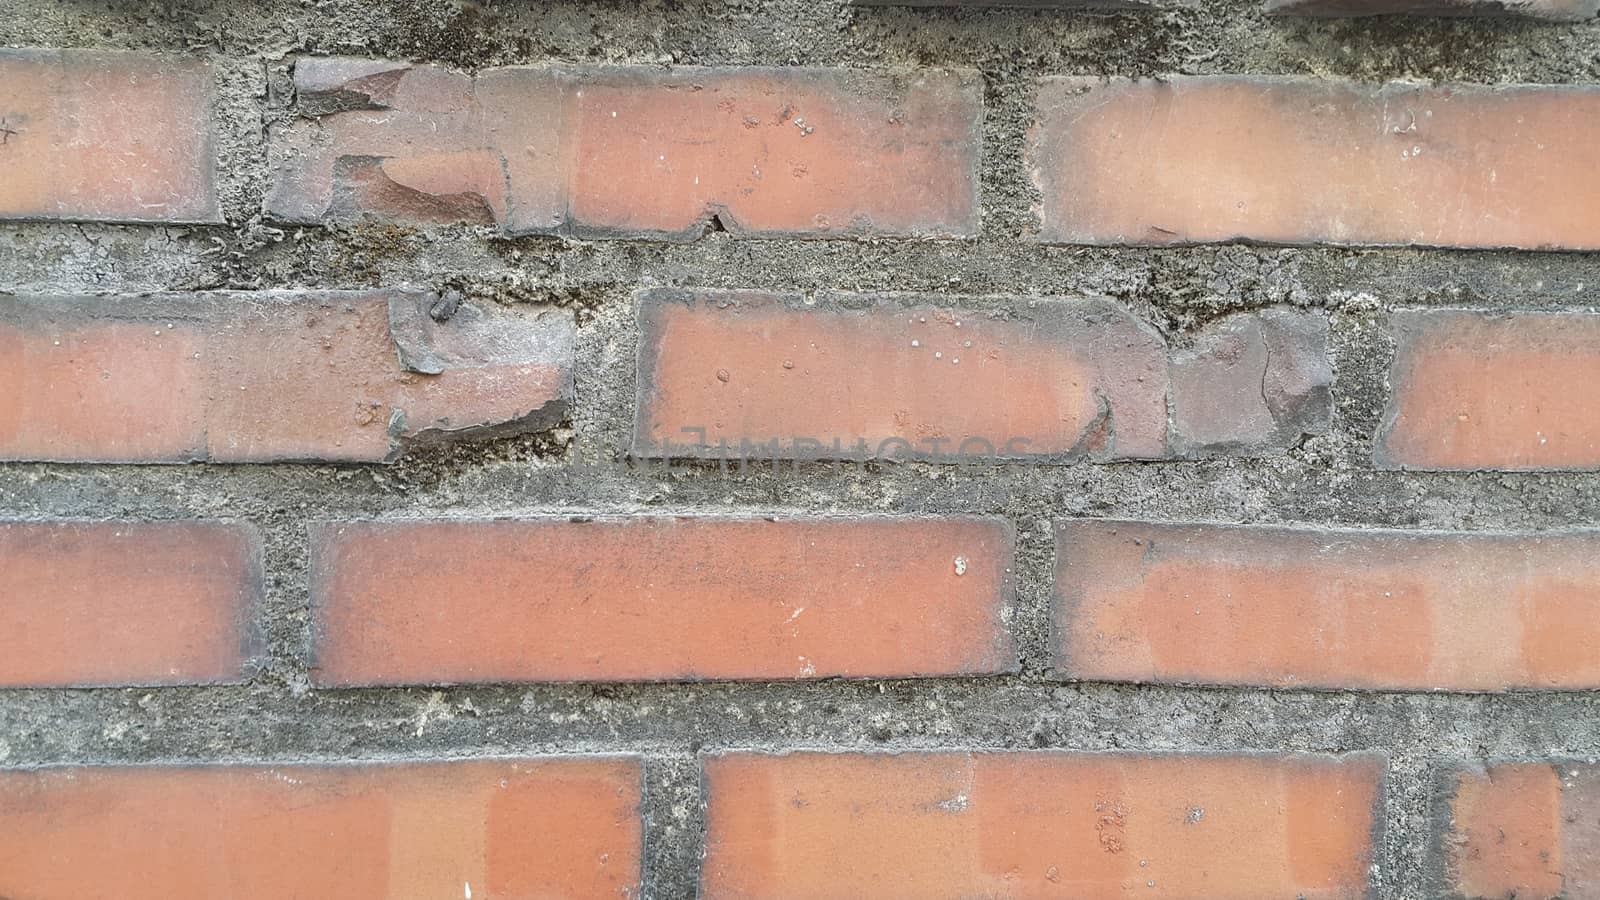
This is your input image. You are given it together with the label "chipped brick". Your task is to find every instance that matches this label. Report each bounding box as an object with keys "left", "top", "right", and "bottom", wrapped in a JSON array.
[
  {"left": 269, "top": 59, "right": 981, "bottom": 239},
  {"left": 0, "top": 291, "right": 574, "bottom": 463},
  {"left": 634, "top": 289, "right": 1328, "bottom": 462}
]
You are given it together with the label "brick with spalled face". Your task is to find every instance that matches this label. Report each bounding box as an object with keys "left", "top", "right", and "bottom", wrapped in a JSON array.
[
  {"left": 1435, "top": 762, "right": 1600, "bottom": 899},
  {"left": 1169, "top": 307, "right": 1331, "bottom": 457},
  {"left": 1377, "top": 310, "right": 1600, "bottom": 471},
  {"left": 269, "top": 59, "right": 982, "bottom": 239},
  {"left": 1055, "top": 519, "right": 1600, "bottom": 691},
  {"left": 1030, "top": 76, "right": 1600, "bottom": 249},
  {"left": 701, "top": 750, "right": 1384, "bottom": 899},
  {"left": 268, "top": 59, "right": 509, "bottom": 226},
  {"left": 0, "top": 521, "right": 260, "bottom": 687},
  {"left": 309, "top": 516, "right": 1016, "bottom": 685},
  {"left": 0, "top": 757, "right": 642, "bottom": 899},
  {"left": 0, "top": 49, "right": 220, "bottom": 223},
  {"left": 0, "top": 291, "right": 573, "bottom": 463},
  {"left": 634, "top": 289, "right": 1329, "bottom": 462}
]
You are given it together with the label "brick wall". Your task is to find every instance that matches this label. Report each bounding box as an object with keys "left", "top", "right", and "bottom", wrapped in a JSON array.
[{"left": 2, "top": 0, "right": 1598, "bottom": 896}]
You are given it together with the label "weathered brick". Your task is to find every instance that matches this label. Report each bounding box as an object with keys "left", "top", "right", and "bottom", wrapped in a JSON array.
[
  {"left": 1030, "top": 77, "right": 1600, "bottom": 249},
  {"left": 634, "top": 289, "right": 1328, "bottom": 461},
  {"left": 1169, "top": 307, "right": 1332, "bottom": 458},
  {"left": 0, "top": 757, "right": 642, "bottom": 899},
  {"left": 1056, "top": 520, "right": 1600, "bottom": 691},
  {"left": 270, "top": 59, "right": 981, "bottom": 239},
  {"left": 1435, "top": 762, "right": 1600, "bottom": 899},
  {"left": 0, "top": 521, "right": 260, "bottom": 687},
  {"left": 309, "top": 517, "right": 1015, "bottom": 685},
  {"left": 1377, "top": 310, "right": 1600, "bottom": 471},
  {"left": 1266, "top": 0, "right": 1596, "bottom": 18},
  {"left": 701, "top": 750, "right": 1383, "bottom": 899},
  {"left": 0, "top": 291, "right": 573, "bottom": 463},
  {"left": 0, "top": 49, "right": 219, "bottom": 223}
]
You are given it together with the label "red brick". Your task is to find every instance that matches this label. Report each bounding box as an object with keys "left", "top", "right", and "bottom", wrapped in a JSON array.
[
  {"left": 701, "top": 750, "right": 1383, "bottom": 899},
  {"left": 0, "top": 291, "right": 573, "bottom": 463},
  {"left": 270, "top": 59, "right": 981, "bottom": 239},
  {"left": 1377, "top": 310, "right": 1600, "bottom": 471},
  {"left": 1056, "top": 520, "right": 1600, "bottom": 691},
  {"left": 1030, "top": 77, "right": 1600, "bottom": 249},
  {"left": 634, "top": 289, "right": 1328, "bottom": 462},
  {"left": 1436, "top": 762, "right": 1600, "bottom": 899},
  {"left": 0, "top": 757, "right": 642, "bottom": 899},
  {"left": 0, "top": 49, "right": 219, "bottom": 224},
  {"left": 309, "top": 516, "right": 1015, "bottom": 686},
  {"left": 1266, "top": 0, "right": 1595, "bottom": 18},
  {"left": 0, "top": 521, "right": 259, "bottom": 687}
]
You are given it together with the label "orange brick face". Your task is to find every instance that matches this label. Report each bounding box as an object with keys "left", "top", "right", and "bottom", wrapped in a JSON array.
[
  {"left": 309, "top": 517, "right": 1016, "bottom": 685},
  {"left": 634, "top": 289, "right": 1330, "bottom": 462},
  {"left": 701, "top": 751, "right": 1383, "bottom": 899},
  {"left": 270, "top": 59, "right": 981, "bottom": 239},
  {"left": 0, "top": 521, "right": 260, "bottom": 687},
  {"left": 0, "top": 49, "right": 219, "bottom": 223},
  {"left": 1030, "top": 77, "right": 1600, "bottom": 249},
  {"left": 0, "top": 292, "right": 573, "bottom": 463},
  {"left": 1055, "top": 520, "right": 1600, "bottom": 691},
  {"left": 1377, "top": 310, "right": 1600, "bottom": 471},
  {"left": 1437, "top": 762, "right": 1600, "bottom": 899},
  {"left": 0, "top": 757, "right": 642, "bottom": 899}
]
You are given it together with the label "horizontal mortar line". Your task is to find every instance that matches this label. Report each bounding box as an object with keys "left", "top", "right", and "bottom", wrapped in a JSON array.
[
  {"left": 9, "top": 676, "right": 1600, "bottom": 703},
  {"left": 2, "top": 735, "right": 1587, "bottom": 768},
  {"left": 7, "top": 481, "right": 1600, "bottom": 520}
]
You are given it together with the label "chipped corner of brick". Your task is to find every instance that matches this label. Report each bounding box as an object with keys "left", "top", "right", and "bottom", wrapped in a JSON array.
[{"left": 292, "top": 57, "right": 414, "bottom": 116}]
